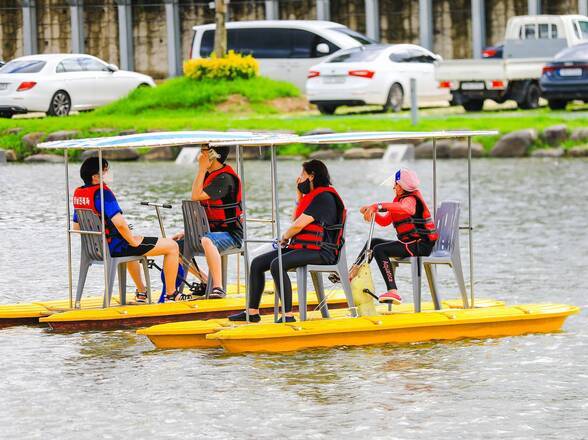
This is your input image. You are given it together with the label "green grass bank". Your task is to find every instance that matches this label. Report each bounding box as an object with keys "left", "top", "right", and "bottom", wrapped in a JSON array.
[{"left": 2, "top": 76, "right": 588, "bottom": 159}]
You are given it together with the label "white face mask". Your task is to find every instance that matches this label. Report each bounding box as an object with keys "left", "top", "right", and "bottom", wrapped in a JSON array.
[{"left": 102, "top": 170, "right": 113, "bottom": 184}]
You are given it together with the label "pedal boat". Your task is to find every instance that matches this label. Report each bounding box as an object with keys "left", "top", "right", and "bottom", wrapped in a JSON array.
[{"left": 138, "top": 298, "right": 505, "bottom": 349}]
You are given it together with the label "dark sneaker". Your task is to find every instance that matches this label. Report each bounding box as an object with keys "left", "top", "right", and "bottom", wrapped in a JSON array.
[
  {"left": 378, "top": 290, "right": 402, "bottom": 305},
  {"left": 208, "top": 287, "right": 226, "bottom": 299},
  {"left": 275, "top": 315, "right": 296, "bottom": 323},
  {"left": 228, "top": 311, "right": 261, "bottom": 323}
]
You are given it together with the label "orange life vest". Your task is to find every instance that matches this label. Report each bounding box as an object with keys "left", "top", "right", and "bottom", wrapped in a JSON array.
[
  {"left": 287, "top": 186, "right": 346, "bottom": 254},
  {"left": 392, "top": 191, "right": 438, "bottom": 243},
  {"left": 201, "top": 164, "right": 242, "bottom": 233}
]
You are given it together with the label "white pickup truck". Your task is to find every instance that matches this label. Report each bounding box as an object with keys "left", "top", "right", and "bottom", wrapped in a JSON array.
[{"left": 436, "top": 15, "right": 588, "bottom": 111}]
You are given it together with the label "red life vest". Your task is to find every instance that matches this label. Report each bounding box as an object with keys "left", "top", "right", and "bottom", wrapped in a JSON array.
[
  {"left": 287, "top": 186, "right": 346, "bottom": 254},
  {"left": 201, "top": 164, "right": 243, "bottom": 233},
  {"left": 72, "top": 184, "right": 121, "bottom": 244},
  {"left": 392, "top": 191, "right": 438, "bottom": 243}
]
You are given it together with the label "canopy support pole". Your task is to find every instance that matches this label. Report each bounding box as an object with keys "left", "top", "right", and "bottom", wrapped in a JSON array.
[
  {"left": 237, "top": 146, "right": 252, "bottom": 321},
  {"left": 98, "top": 149, "right": 110, "bottom": 308},
  {"left": 467, "top": 136, "right": 475, "bottom": 308},
  {"left": 64, "top": 150, "right": 73, "bottom": 309},
  {"left": 432, "top": 138, "right": 437, "bottom": 216},
  {"left": 270, "top": 145, "right": 287, "bottom": 321}
]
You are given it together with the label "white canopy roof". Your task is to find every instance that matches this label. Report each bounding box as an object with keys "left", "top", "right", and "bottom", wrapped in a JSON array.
[
  {"left": 37, "top": 130, "right": 498, "bottom": 150},
  {"left": 36, "top": 131, "right": 290, "bottom": 150}
]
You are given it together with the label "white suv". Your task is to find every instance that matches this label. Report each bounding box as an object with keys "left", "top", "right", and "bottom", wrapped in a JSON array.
[{"left": 190, "top": 20, "right": 376, "bottom": 90}]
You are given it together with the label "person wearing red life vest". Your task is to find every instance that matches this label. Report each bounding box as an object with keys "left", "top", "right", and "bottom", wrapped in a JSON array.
[
  {"left": 352, "top": 168, "right": 438, "bottom": 305},
  {"left": 72, "top": 157, "right": 182, "bottom": 303},
  {"left": 172, "top": 146, "right": 243, "bottom": 299},
  {"left": 228, "top": 160, "right": 346, "bottom": 323}
]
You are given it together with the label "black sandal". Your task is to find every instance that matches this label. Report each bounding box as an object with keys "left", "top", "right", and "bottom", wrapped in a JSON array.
[
  {"left": 134, "top": 290, "right": 148, "bottom": 304},
  {"left": 208, "top": 287, "right": 226, "bottom": 299},
  {"left": 165, "top": 292, "right": 193, "bottom": 302}
]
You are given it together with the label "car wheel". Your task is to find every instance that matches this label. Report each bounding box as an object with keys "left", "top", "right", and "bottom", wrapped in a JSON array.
[
  {"left": 317, "top": 104, "right": 337, "bottom": 115},
  {"left": 518, "top": 83, "right": 541, "bottom": 110},
  {"left": 463, "top": 99, "right": 484, "bottom": 112},
  {"left": 383, "top": 83, "right": 404, "bottom": 112},
  {"left": 547, "top": 99, "right": 568, "bottom": 110},
  {"left": 0, "top": 111, "right": 13, "bottom": 119},
  {"left": 47, "top": 90, "right": 71, "bottom": 117}
]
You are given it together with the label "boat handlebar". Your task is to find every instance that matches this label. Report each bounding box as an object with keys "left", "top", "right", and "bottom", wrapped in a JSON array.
[{"left": 140, "top": 201, "right": 172, "bottom": 209}]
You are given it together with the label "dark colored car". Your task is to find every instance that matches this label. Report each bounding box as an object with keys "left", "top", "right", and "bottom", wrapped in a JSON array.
[
  {"left": 540, "top": 43, "right": 588, "bottom": 110},
  {"left": 482, "top": 43, "right": 503, "bottom": 59}
]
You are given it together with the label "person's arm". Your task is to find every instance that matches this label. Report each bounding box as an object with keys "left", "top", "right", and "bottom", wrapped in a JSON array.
[
  {"left": 281, "top": 213, "right": 315, "bottom": 242},
  {"left": 360, "top": 197, "right": 417, "bottom": 225},
  {"left": 191, "top": 152, "right": 212, "bottom": 201},
  {"left": 111, "top": 213, "right": 143, "bottom": 247}
]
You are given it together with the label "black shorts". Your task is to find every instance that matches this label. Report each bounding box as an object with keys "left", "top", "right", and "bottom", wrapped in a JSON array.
[{"left": 111, "top": 237, "right": 158, "bottom": 258}]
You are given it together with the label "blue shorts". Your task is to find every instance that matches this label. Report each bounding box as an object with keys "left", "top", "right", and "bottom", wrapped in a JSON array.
[{"left": 202, "top": 231, "right": 242, "bottom": 252}]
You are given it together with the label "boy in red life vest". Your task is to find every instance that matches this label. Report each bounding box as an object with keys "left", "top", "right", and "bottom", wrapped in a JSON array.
[
  {"left": 172, "top": 146, "right": 243, "bottom": 299},
  {"left": 228, "top": 160, "right": 346, "bottom": 323},
  {"left": 352, "top": 168, "right": 438, "bottom": 304},
  {"left": 72, "top": 157, "right": 184, "bottom": 303}
]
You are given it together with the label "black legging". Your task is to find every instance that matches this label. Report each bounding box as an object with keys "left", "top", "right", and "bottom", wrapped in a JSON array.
[
  {"left": 356, "top": 238, "right": 434, "bottom": 291},
  {"left": 248, "top": 248, "right": 326, "bottom": 312}
]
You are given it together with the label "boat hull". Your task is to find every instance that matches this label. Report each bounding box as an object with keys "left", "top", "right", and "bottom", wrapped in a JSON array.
[
  {"left": 207, "top": 304, "right": 579, "bottom": 354},
  {"left": 139, "top": 299, "right": 506, "bottom": 349}
]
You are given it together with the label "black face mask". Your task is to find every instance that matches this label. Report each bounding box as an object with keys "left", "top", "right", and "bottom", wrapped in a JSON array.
[{"left": 297, "top": 178, "right": 312, "bottom": 194}]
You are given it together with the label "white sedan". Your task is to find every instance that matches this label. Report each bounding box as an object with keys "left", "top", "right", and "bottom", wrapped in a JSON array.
[
  {"left": 306, "top": 44, "right": 451, "bottom": 114},
  {"left": 0, "top": 54, "right": 155, "bottom": 118}
]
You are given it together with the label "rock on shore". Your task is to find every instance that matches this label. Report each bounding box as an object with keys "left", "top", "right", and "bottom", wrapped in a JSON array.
[
  {"left": 23, "top": 154, "right": 64, "bottom": 163},
  {"left": 490, "top": 129, "right": 537, "bottom": 157}
]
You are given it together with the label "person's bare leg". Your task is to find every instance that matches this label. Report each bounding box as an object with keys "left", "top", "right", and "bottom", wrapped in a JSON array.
[
  {"left": 201, "top": 237, "right": 222, "bottom": 289},
  {"left": 127, "top": 261, "right": 146, "bottom": 292},
  {"left": 145, "top": 238, "right": 179, "bottom": 295}
]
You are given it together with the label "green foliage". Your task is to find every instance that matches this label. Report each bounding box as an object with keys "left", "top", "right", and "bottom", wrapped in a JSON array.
[{"left": 95, "top": 76, "right": 299, "bottom": 116}]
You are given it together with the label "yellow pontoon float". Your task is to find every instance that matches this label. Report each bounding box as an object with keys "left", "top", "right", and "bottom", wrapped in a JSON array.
[{"left": 136, "top": 130, "right": 579, "bottom": 353}]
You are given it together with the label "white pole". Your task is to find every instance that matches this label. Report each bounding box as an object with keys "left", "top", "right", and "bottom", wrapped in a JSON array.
[
  {"left": 98, "top": 150, "right": 110, "bottom": 308},
  {"left": 64, "top": 150, "right": 73, "bottom": 309}
]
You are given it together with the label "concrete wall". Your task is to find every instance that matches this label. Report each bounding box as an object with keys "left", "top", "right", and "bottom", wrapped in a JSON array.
[
  {"left": 36, "top": 0, "right": 71, "bottom": 54},
  {"left": 85, "top": 0, "right": 120, "bottom": 64},
  {"left": 380, "top": 0, "right": 419, "bottom": 45},
  {"left": 485, "top": 0, "right": 527, "bottom": 46},
  {"left": 0, "top": 3, "right": 23, "bottom": 61},
  {"left": 0, "top": 0, "right": 585, "bottom": 76}
]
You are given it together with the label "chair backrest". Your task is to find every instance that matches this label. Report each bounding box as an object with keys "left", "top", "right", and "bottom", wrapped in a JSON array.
[
  {"left": 431, "top": 201, "right": 460, "bottom": 257},
  {"left": 182, "top": 200, "right": 211, "bottom": 253},
  {"left": 75, "top": 209, "right": 107, "bottom": 261}
]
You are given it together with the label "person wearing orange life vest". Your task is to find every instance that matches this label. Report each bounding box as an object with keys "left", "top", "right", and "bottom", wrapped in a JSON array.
[
  {"left": 172, "top": 146, "right": 243, "bottom": 299},
  {"left": 228, "top": 160, "right": 346, "bottom": 323},
  {"left": 72, "top": 157, "right": 182, "bottom": 303},
  {"left": 352, "top": 168, "right": 438, "bottom": 304}
]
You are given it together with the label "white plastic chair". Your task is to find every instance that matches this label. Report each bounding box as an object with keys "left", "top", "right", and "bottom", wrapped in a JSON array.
[
  {"left": 75, "top": 209, "right": 152, "bottom": 308},
  {"left": 288, "top": 242, "right": 356, "bottom": 321},
  {"left": 389, "top": 200, "right": 468, "bottom": 312}
]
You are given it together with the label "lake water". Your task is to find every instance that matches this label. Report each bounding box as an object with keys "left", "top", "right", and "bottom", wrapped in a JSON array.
[{"left": 1, "top": 158, "right": 587, "bottom": 439}]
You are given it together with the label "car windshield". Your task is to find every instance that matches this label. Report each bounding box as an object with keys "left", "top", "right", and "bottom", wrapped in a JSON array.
[
  {"left": 332, "top": 28, "right": 377, "bottom": 45},
  {"left": 0, "top": 60, "right": 46, "bottom": 73},
  {"left": 554, "top": 44, "right": 588, "bottom": 61},
  {"left": 327, "top": 46, "right": 384, "bottom": 63}
]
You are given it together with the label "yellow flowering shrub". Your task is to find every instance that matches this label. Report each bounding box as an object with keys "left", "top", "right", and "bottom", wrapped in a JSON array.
[{"left": 183, "top": 51, "right": 259, "bottom": 80}]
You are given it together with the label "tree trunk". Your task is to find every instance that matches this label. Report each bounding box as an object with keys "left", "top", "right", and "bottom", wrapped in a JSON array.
[{"left": 213, "top": 0, "right": 227, "bottom": 58}]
